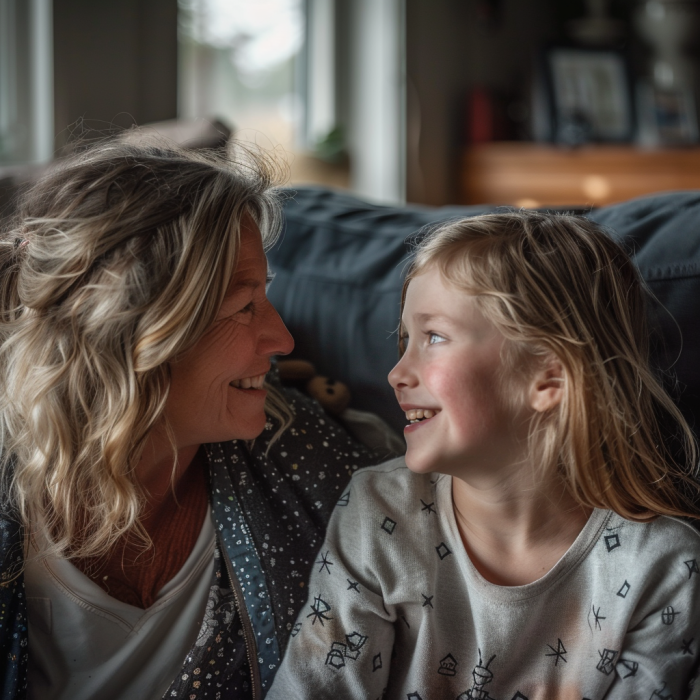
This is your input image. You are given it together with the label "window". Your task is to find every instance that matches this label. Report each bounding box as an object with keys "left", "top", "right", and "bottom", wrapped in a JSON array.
[{"left": 178, "top": 0, "right": 305, "bottom": 152}]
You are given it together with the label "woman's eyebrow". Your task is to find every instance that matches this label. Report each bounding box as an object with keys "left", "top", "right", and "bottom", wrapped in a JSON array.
[{"left": 228, "top": 278, "right": 260, "bottom": 293}]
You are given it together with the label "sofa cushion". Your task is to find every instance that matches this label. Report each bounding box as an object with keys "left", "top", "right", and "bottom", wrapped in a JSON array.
[
  {"left": 589, "top": 193, "right": 700, "bottom": 437},
  {"left": 269, "top": 187, "right": 700, "bottom": 436}
]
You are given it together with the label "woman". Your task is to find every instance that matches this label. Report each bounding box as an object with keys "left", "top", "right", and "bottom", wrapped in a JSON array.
[{"left": 0, "top": 139, "right": 380, "bottom": 699}]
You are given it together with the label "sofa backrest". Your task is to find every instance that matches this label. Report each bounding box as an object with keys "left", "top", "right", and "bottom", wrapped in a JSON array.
[{"left": 268, "top": 187, "right": 700, "bottom": 437}]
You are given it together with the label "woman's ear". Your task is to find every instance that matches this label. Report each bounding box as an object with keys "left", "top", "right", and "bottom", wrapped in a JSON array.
[{"left": 528, "top": 356, "right": 564, "bottom": 413}]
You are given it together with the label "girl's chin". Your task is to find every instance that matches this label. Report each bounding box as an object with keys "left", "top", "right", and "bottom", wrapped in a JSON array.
[{"left": 403, "top": 452, "right": 438, "bottom": 475}]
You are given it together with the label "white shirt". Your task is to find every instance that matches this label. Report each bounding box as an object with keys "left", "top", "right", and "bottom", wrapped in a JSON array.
[
  {"left": 268, "top": 458, "right": 700, "bottom": 700},
  {"left": 25, "top": 512, "right": 215, "bottom": 700}
]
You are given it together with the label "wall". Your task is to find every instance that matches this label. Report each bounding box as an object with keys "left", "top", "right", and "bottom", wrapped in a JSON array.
[
  {"left": 53, "top": 0, "right": 178, "bottom": 149},
  {"left": 405, "top": 0, "right": 558, "bottom": 205}
]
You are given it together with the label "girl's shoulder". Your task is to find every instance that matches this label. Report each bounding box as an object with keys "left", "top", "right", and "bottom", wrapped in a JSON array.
[
  {"left": 349, "top": 456, "right": 438, "bottom": 495},
  {"left": 599, "top": 510, "right": 700, "bottom": 562},
  {"left": 336, "top": 457, "right": 442, "bottom": 520},
  {"left": 646, "top": 513, "right": 700, "bottom": 548}
]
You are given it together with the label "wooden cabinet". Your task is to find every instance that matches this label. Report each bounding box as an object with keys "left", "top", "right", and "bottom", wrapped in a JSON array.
[{"left": 461, "top": 143, "right": 700, "bottom": 207}]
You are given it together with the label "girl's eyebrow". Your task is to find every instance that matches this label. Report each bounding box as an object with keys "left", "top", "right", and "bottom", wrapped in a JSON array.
[{"left": 413, "top": 312, "right": 453, "bottom": 324}]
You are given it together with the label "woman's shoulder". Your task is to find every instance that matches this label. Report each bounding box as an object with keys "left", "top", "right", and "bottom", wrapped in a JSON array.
[{"left": 0, "top": 509, "right": 23, "bottom": 578}]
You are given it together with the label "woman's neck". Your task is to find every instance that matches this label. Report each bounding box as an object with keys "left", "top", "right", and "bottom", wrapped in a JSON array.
[
  {"left": 451, "top": 464, "right": 591, "bottom": 586},
  {"left": 135, "top": 429, "right": 202, "bottom": 532}
]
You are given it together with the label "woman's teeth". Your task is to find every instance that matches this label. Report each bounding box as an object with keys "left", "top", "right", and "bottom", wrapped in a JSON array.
[
  {"left": 405, "top": 408, "right": 438, "bottom": 424},
  {"left": 230, "top": 372, "right": 267, "bottom": 389}
]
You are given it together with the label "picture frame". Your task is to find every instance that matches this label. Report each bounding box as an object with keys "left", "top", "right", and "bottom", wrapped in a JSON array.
[
  {"left": 636, "top": 81, "right": 698, "bottom": 146},
  {"left": 533, "top": 46, "right": 635, "bottom": 145}
]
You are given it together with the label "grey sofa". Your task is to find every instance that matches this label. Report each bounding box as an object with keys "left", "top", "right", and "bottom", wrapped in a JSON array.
[{"left": 270, "top": 187, "right": 700, "bottom": 438}]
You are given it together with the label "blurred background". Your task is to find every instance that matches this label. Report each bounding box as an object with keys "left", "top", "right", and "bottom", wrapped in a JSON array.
[{"left": 3, "top": 0, "right": 700, "bottom": 209}]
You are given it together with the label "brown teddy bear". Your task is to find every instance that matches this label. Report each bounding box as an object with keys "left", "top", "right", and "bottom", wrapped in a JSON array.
[
  {"left": 276, "top": 359, "right": 405, "bottom": 458},
  {"left": 276, "top": 359, "right": 351, "bottom": 416}
]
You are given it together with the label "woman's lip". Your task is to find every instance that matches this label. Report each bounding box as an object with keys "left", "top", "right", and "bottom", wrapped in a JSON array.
[{"left": 229, "top": 386, "right": 267, "bottom": 397}]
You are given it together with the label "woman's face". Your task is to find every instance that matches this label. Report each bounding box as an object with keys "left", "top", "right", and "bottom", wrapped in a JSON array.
[{"left": 165, "top": 216, "right": 294, "bottom": 447}]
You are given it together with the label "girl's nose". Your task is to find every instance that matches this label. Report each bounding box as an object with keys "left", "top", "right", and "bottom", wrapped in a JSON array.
[{"left": 388, "top": 353, "right": 415, "bottom": 390}]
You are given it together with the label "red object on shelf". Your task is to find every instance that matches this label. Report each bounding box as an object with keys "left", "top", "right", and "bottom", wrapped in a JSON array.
[{"left": 468, "top": 86, "right": 494, "bottom": 143}]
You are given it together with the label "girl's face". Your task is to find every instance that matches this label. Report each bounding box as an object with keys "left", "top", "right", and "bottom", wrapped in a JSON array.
[{"left": 388, "top": 266, "right": 531, "bottom": 481}]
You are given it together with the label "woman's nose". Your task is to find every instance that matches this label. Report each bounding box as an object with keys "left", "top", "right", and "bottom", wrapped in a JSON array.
[{"left": 261, "top": 305, "right": 295, "bottom": 357}]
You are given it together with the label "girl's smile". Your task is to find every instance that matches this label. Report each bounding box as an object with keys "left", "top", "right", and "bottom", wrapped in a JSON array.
[{"left": 389, "top": 265, "right": 531, "bottom": 480}]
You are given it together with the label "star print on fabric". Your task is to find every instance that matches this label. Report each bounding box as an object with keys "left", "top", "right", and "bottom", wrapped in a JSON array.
[
  {"left": 326, "top": 642, "right": 346, "bottom": 669},
  {"left": 372, "top": 652, "right": 382, "bottom": 672},
  {"left": 436, "top": 542, "right": 452, "bottom": 560},
  {"left": 682, "top": 638, "right": 694, "bottom": 655},
  {"left": 596, "top": 648, "right": 618, "bottom": 675},
  {"left": 307, "top": 595, "right": 332, "bottom": 626},
  {"left": 381, "top": 517, "right": 397, "bottom": 535},
  {"left": 401, "top": 615, "right": 410, "bottom": 629},
  {"left": 591, "top": 604, "right": 606, "bottom": 631},
  {"left": 685, "top": 559, "right": 699, "bottom": 578},
  {"left": 345, "top": 632, "right": 368, "bottom": 660},
  {"left": 437, "top": 653, "right": 458, "bottom": 676},
  {"left": 407, "top": 693, "right": 423, "bottom": 700},
  {"left": 604, "top": 533, "right": 621, "bottom": 552},
  {"left": 347, "top": 579, "right": 360, "bottom": 592},
  {"left": 545, "top": 639, "right": 567, "bottom": 665},
  {"left": 661, "top": 606, "right": 680, "bottom": 625},
  {"left": 420, "top": 499, "right": 436, "bottom": 514},
  {"left": 291, "top": 622, "right": 302, "bottom": 637},
  {"left": 511, "top": 693, "right": 529, "bottom": 700},
  {"left": 421, "top": 594, "right": 434, "bottom": 608},
  {"left": 337, "top": 492, "right": 350, "bottom": 506},
  {"left": 317, "top": 550, "right": 334, "bottom": 574},
  {"left": 650, "top": 682, "right": 673, "bottom": 699},
  {"left": 617, "top": 580, "right": 631, "bottom": 598},
  {"left": 615, "top": 658, "right": 638, "bottom": 678}
]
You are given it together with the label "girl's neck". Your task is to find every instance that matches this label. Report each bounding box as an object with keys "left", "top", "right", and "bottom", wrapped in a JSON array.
[{"left": 451, "top": 466, "right": 591, "bottom": 586}]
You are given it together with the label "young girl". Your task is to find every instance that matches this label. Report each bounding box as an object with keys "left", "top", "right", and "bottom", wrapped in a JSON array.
[{"left": 267, "top": 212, "right": 700, "bottom": 700}]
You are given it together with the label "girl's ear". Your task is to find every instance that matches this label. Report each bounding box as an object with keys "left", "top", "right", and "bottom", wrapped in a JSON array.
[{"left": 528, "top": 356, "right": 564, "bottom": 413}]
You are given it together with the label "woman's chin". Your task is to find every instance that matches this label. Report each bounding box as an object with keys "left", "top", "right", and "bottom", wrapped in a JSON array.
[{"left": 226, "top": 415, "right": 268, "bottom": 442}]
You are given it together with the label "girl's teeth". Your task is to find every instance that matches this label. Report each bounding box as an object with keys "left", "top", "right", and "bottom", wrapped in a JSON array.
[{"left": 405, "top": 408, "right": 437, "bottom": 422}]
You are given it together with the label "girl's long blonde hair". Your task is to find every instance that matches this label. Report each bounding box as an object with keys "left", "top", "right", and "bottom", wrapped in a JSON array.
[
  {"left": 403, "top": 211, "right": 699, "bottom": 521},
  {"left": 0, "top": 137, "right": 291, "bottom": 559}
]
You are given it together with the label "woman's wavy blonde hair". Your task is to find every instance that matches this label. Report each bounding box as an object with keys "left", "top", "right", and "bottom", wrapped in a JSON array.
[
  {"left": 402, "top": 211, "right": 699, "bottom": 521},
  {"left": 0, "top": 137, "right": 292, "bottom": 559}
]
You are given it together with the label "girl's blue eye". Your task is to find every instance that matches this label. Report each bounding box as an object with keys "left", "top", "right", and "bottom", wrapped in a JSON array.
[{"left": 429, "top": 333, "right": 446, "bottom": 345}]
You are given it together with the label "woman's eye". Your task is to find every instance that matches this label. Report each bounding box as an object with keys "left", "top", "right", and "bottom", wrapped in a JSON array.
[
  {"left": 429, "top": 332, "right": 446, "bottom": 345},
  {"left": 237, "top": 301, "right": 255, "bottom": 315}
]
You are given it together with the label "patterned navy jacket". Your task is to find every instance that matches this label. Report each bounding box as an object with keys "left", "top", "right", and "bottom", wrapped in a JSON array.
[{"left": 0, "top": 386, "right": 382, "bottom": 699}]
